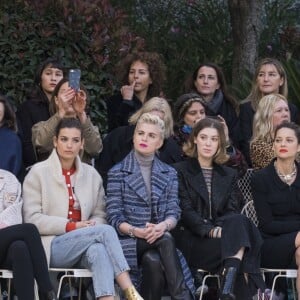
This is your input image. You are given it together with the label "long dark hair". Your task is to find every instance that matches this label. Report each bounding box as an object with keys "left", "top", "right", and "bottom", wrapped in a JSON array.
[
  {"left": 0, "top": 94, "right": 17, "bottom": 131},
  {"left": 185, "top": 62, "right": 239, "bottom": 112}
]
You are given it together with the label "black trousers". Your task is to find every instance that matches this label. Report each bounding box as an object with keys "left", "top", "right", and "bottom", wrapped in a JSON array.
[
  {"left": 137, "top": 233, "right": 192, "bottom": 300},
  {"left": 0, "top": 223, "right": 52, "bottom": 300}
]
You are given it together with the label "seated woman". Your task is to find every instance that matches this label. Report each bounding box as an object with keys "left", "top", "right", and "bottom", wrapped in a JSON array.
[
  {"left": 106, "top": 113, "right": 195, "bottom": 300},
  {"left": 0, "top": 169, "right": 56, "bottom": 300},
  {"left": 23, "top": 118, "right": 142, "bottom": 300},
  {"left": 96, "top": 97, "right": 181, "bottom": 189},
  {"left": 32, "top": 77, "right": 102, "bottom": 164},
  {"left": 251, "top": 122, "right": 300, "bottom": 298},
  {"left": 250, "top": 94, "right": 292, "bottom": 169},
  {"left": 107, "top": 51, "right": 166, "bottom": 132},
  {"left": 0, "top": 95, "right": 22, "bottom": 177},
  {"left": 239, "top": 57, "right": 299, "bottom": 165},
  {"left": 172, "top": 118, "right": 264, "bottom": 300}
]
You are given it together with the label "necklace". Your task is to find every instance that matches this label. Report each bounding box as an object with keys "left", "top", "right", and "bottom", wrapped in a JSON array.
[{"left": 275, "top": 162, "right": 297, "bottom": 183}]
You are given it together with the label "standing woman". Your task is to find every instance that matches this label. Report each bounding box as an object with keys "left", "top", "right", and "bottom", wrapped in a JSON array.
[
  {"left": 23, "top": 118, "right": 142, "bottom": 300},
  {"left": 172, "top": 118, "right": 264, "bottom": 300},
  {"left": 32, "top": 78, "right": 102, "bottom": 164},
  {"left": 106, "top": 113, "right": 195, "bottom": 300},
  {"left": 17, "top": 58, "right": 64, "bottom": 168},
  {"left": 107, "top": 52, "right": 166, "bottom": 132},
  {"left": 239, "top": 57, "right": 299, "bottom": 164},
  {"left": 0, "top": 95, "right": 22, "bottom": 177},
  {"left": 185, "top": 62, "right": 239, "bottom": 147},
  {"left": 0, "top": 169, "right": 57, "bottom": 300},
  {"left": 250, "top": 94, "right": 292, "bottom": 169},
  {"left": 251, "top": 122, "right": 300, "bottom": 298}
]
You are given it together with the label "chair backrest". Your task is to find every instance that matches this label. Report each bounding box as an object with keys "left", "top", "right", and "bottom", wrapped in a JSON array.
[
  {"left": 237, "top": 168, "right": 254, "bottom": 204},
  {"left": 241, "top": 200, "right": 259, "bottom": 226}
]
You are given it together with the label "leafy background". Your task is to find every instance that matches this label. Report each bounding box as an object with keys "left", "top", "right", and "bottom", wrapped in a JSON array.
[{"left": 0, "top": 0, "right": 299, "bottom": 132}]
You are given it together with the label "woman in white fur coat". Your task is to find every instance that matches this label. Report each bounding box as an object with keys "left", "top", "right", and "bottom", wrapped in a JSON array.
[{"left": 23, "top": 117, "right": 142, "bottom": 300}]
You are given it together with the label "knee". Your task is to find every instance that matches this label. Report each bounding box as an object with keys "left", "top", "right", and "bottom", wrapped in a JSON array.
[
  {"left": 96, "top": 224, "right": 117, "bottom": 238},
  {"left": 9, "top": 240, "right": 29, "bottom": 257},
  {"left": 157, "top": 232, "right": 175, "bottom": 247},
  {"left": 141, "top": 250, "right": 161, "bottom": 270}
]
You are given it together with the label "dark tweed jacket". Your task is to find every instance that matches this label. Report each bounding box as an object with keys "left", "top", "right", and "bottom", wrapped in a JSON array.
[{"left": 106, "top": 150, "right": 195, "bottom": 294}]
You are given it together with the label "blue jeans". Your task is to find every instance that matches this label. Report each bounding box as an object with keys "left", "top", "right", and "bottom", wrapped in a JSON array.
[{"left": 50, "top": 224, "right": 130, "bottom": 297}]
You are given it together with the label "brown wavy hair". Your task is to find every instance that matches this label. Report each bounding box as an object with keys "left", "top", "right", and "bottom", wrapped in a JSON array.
[
  {"left": 116, "top": 51, "right": 166, "bottom": 100},
  {"left": 183, "top": 118, "right": 229, "bottom": 164}
]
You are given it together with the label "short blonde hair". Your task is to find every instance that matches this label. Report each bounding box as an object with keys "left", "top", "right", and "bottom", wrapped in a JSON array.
[
  {"left": 251, "top": 94, "right": 288, "bottom": 144},
  {"left": 183, "top": 118, "right": 229, "bottom": 164},
  {"left": 134, "top": 113, "right": 165, "bottom": 140},
  {"left": 129, "top": 97, "right": 173, "bottom": 138}
]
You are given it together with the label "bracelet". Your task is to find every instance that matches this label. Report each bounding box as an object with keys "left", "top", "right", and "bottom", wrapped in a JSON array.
[
  {"left": 128, "top": 226, "right": 136, "bottom": 238},
  {"left": 165, "top": 221, "right": 171, "bottom": 232}
]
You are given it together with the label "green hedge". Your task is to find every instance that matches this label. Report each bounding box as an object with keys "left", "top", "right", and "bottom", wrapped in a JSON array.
[{"left": 0, "top": 0, "right": 142, "bottom": 131}]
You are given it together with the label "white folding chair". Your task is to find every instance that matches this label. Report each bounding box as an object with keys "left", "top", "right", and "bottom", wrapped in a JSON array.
[
  {"left": 49, "top": 268, "right": 93, "bottom": 300},
  {"left": 0, "top": 269, "right": 13, "bottom": 299},
  {"left": 0, "top": 269, "right": 39, "bottom": 299},
  {"left": 196, "top": 269, "right": 220, "bottom": 300},
  {"left": 241, "top": 200, "right": 297, "bottom": 300}
]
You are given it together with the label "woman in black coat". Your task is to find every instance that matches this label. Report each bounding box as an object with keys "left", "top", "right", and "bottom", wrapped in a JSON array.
[
  {"left": 172, "top": 118, "right": 264, "bottom": 300},
  {"left": 251, "top": 122, "right": 300, "bottom": 298},
  {"left": 184, "top": 62, "right": 239, "bottom": 147},
  {"left": 106, "top": 52, "right": 166, "bottom": 132},
  {"left": 16, "top": 58, "right": 64, "bottom": 167}
]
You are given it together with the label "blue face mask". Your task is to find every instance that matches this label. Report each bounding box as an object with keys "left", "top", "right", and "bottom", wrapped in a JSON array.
[{"left": 182, "top": 124, "right": 193, "bottom": 134}]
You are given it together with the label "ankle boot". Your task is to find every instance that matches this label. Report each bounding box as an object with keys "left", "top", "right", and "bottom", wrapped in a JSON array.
[
  {"left": 220, "top": 267, "right": 237, "bottom": 300},
  {"left": 39, "top": 290, "right": 57, "bottom": 300},
  {"left": 124, "top": 285, "right": 144, "bottom": 300}
]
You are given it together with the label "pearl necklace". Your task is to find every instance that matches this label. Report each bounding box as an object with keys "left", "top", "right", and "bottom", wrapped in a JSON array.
[{"left": 275, "top": 162, "right": 297, "bottom": 184}]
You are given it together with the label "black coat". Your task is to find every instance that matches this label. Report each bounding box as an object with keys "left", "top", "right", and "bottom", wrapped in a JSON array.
[
  {"left": 96, "top": 125, "right": 182, "bottom": 189},
  {"left": 173, "top": 158, "right": 240, "bottom": 237},
  {"left": 239, "top": 101, "right": 299, "bottom": 165},
  {"left": 251, "top": 161, "right": 300, "bottom": 238},
  {"left": 106, "top": 93, "right": 143, "bottom": 132},
  {"left": 16, "top": 99, "right": 50, "bottom": 167}
]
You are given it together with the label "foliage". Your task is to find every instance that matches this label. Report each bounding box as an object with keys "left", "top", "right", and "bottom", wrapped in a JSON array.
[
  {"left": 116, "top": 0, "right": 232, "bottom": 101},
  {"left": 0, "top": 0, "right": 142, "bottom": 131},
  {"left": 115, "top": 0, "right": 300, "bottom": 105}
]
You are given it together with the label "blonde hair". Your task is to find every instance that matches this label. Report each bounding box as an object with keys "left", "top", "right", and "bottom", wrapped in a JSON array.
[
  {"left": 183, "top": 118, "right": 229, "bottom": 164},
  {"left": 251, "top": 94, "right": 288, "bottom": 144},
  {"left": 246, "top": 58, "right": 288, "bottom": 111},
  {"left": 129, "top": 97, "right": 173, "bottom": 138},
  {"left": 135, "top": 113, "right": 165, "bottom": 140}
]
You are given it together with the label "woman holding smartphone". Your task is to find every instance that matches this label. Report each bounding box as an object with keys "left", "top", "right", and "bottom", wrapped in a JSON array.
[{"left": 31, "top": 77, "right": 102, "bottom": 164}]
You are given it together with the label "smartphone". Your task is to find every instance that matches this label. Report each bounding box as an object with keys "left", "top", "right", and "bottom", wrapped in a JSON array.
[{"left": 68, "top": 69, "right": 81, "bottom": 91}]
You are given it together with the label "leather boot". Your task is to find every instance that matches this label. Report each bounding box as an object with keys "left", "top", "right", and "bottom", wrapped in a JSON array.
[
  {"left": 140, "top": 249, "right": 165, "bottom": 300},
  {"left": 39, "top": 290, "right": 58, "bottom": 300},
  {"left": 220, "top": 267, "right": 237, "bottom": 300},
  {"left": 124, "top": 285, "right": 144, "bottom": 300},
  {"left": 156, "top": 234, "right": 192, "bottom": 300}
]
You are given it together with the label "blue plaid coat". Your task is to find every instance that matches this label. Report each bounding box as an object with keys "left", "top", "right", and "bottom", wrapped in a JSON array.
[{"left": 106, "top": 151, "right": 195, "bottom": 295}]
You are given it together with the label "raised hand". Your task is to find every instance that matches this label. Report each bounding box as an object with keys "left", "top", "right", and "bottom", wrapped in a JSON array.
[{"left": 120, "top": 80, "right": 136, "bottom": 100}]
